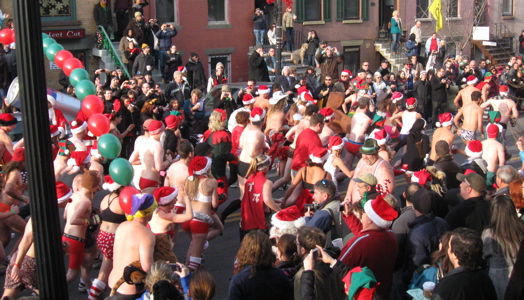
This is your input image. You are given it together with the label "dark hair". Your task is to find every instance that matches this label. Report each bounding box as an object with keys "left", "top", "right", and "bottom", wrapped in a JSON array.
[
  {"left": 488, "top": 195, "right": 524, "bottom": 260},
  {"left": 314, "top": 179, "right": 337, "bottom": 200},
  {"left": 189, "top": 269, "right": 216, "bottom": 300},
  {"left": 409, "top": 33, "right": 416, "bottom": 41},
  {"left": 305, "top": 105, "right": 320, "bottom": 116},
  {"left": 272, "top": 82, "right": 282, "bottom": 92},
  {"left": 177, "top": 142, "right": 194, "bottom": 159},
  {"left": 297, "top": 226, "right": 326, "bottom": 252},
  {"left": 435, "top": 140, "right": 450, "bottom": 157},
  {"left": 430, "top": 231, "right": 454, "bottom": 275},
  {"left": 277, "top": 234, "right": 300, "bottom": 264},
  {"left": 152, "top": 280, "right": 184, "bottom": 300},
  {"left": 471, "top": 91, "right": 482, "bottom": 101},
  {"left": 450, "top": 227, "right": 483, "bottom": 270},
  {"left": 309, "top": 113, "right": 324, "bottom": 127},
  {"left": 234, "top": 231, "right": 275, "bottom": 276},
  {"left": 405, "top": 182, "right": 422, "bottom": 202},
  {"left": 407, "top": 118, "right": 426, "bottom": 145}
]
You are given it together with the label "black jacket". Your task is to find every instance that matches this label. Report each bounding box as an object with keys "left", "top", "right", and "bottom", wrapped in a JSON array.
[
  {"left": 432, "top": 266, "right": 496, "bottom": 300},
  {"left": 185, "top": 58, "right": 207, "bottom": 91},
  {"left": 248, "top": 51, "right": 270, "bottom": 82},
  {"left": 445, "top": 195, "right": 490, "bottom": 235},
  {"left": 430, "top": 75, "right": 447, "bottom": 103},
  {"left": 93, "top": 3, "right": 112, "bottom": 29},
  {"left": 434, "top": 154, "right": 462, "bottom": 189},
  {"left": 132, "top": 52, "right": 155, "bottom": 76},
  {"left": 413, "top": 79, "right": 431, "bottom": 114}
]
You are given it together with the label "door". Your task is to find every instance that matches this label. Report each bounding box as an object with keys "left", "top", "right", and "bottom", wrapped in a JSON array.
[{"left": 379, "top": 0, "right": 395, "bottom": 30}]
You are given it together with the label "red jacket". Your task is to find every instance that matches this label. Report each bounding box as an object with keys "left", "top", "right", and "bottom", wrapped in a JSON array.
[{"left": 291, "top": 128, "right": 322, "bottom": 171}]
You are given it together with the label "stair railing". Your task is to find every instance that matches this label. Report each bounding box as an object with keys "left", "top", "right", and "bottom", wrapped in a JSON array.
[
  {"left": 493, "top": 23, "right": 516, "bottom": 58},
  {"left": 96, "top": 25, "right": 131, "bottom": 79}
]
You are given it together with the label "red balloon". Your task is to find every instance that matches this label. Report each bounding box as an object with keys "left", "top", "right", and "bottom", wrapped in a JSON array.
[
  {"left": 119, "top": 186, "right": 140, "bottom": 215},
  {"left": 87, "top": 113, "right": 110, "bottom": 137},
  {"left": 82, "top": 95, "right": 104, "bottom": 117},
  {"left": 54, "top": 50, "right": 73, "bottom": 69},
  {"left": 0, "top": 29, "right": 14, "bottom": 45},
  {"left": 63, "top": 57, "right": 83, "bottom": 76}
]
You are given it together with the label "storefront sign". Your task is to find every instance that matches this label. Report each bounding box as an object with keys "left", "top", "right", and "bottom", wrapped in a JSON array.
[{"left": 43, "top": 29, "right": 85, "bottom": 40}]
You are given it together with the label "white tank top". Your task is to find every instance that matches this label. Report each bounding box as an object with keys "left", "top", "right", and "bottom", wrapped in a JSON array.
[
  {"left": 323, "top": 154, "right": 338, "bottom": 188},
  {"left": 400, "top": 111, "right": 418, "bottom": 135}
]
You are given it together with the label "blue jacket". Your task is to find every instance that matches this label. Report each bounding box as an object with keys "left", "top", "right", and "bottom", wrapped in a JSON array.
[
  {"left": 155, "top": 28, "right": 177, "bottom": 51},
  {"left": 405, "top": 40, "right": 418, "bottom": 57}
]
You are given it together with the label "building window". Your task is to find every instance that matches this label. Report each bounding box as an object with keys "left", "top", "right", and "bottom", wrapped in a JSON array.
[
  {"left": 305, "top": 0, "right": 322, "bottom": 21},
  {"left": 343, "top": 47, "right": 360, "bottom": 76},
  {"left": 40, "top": 0, "right": 76, "bottom": 21},
  {"left": 208, "top": 55, "right": 231, "bottom": 79},
  {"left": 336, "top": 0, "right": 368, "bottom": 21},
  {"left": 447, "top": 0, "right": 458, "bottom": 18},
  {"left": 343, "top": 0, "right": 360, "bottom": 20},
  {"left": 156, "top": 0, "right": 177, "bottom": 25},
  {"left": 208, "top": 0, "right": 226, "bottom": 22},
  {"left": 502, "top": 0, "right": 513, "bottom": 16},
  {"left": 416, "top": 0, "right": 430, "bottom": 18}
]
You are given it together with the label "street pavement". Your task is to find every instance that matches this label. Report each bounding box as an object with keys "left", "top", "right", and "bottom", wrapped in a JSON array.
[{"left": 1, "top": 115, "right": 524, "bottom": 299}]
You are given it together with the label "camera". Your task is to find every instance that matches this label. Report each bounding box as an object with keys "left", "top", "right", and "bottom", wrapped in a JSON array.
[
  {"left": 311, "top": 248, "right": 320, "bottom": 260},
  {"left": 304, "top": 202, "right": 320, "bottom": 212},
  {"left": 168, "top": 263, "right": 181, "bottom": 272}
]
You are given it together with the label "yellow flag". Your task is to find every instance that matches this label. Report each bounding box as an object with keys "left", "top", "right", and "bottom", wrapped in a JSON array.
[{"left": 429, "top": 0, "right": 443, "bottom": 32}]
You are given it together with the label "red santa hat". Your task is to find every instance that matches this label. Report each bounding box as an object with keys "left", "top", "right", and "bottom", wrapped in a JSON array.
[
  {"left": 466, "top": 75, "right": 478, "bottom": 85},
  {"left": 297, "top": 86, "right": 309, "bottom": 95},
  {"left": 50, "top": 124, "right": 61, "bottom": 137},
  {"left": 70, "top": 119, "right": 87, "bottom": 135},
  {"left": 499, "top": 85, "right": 509, "bottom": 96},
  {"left": 391, "top": 92, "right": 403, "bottom": 103},
  {"left": 309, "top": 147, "right": 329, "bottom": 164},
  {"left": 271, "top": 206, "right": 306, "bottom": 232},
  {"left": 301, "top": 91, "right": 315, "bottom": 103},
  {"left": 12, "top": 148, "right": 25, "bottom": 162},
  {"left": 47, "top": 94, "right": 56, "bottom": 107},
  {"left": 0, "top": 113, "right": 17, "bottom": 126},
  {"left": 148, "top": 120, "right": 165, "bottom": 135},
  {"left": 67, "top": 151, "right": 91, "bottom": 173},
  {"left": 319, "top": 108, "right": 335, "bottom": 121},
  {"left": 363, "top": 195, "right": 399, "bottom": 228},
  {"left": 406, "top": 97, "right": 417, "bottom": 109},
  {"left": 486, "top": 123, "right": 499, "bottom": 138},
  {"left": 242, "top": 94, "right": 256, "bottom": 105},
  {"left": 164, "top": 115, "right": 178, "bottom": 129},
  {"left": 102, "top": 174, "right": 122, "bottom": 192},
  {"left": 177, "top": 66, "right": 186, "bottom": 73},
  {"left": 372, "top": 129, "right": 389, "bottom": 146},
  {"left": 328, "top": 136, "right": 345, "bottom": 151},
  {"left": 436, "top": 112, "right": 453, "bottom": 127},
  {"left": 341, "top": 69, "right": 353, "bottom": 78},
  {"left": 188, "top": 156, "right": 212, "bottom": 181},
  {"left": 154, "top": 186, "right": 179, "bottom": 206},
  {"left": 465, "top": 140, "right": 483, "bottom": 158},
  {"left": 411, "top": 169, "right": 433, "bottom": 186},
  {"left": 256, "top": 85, "right": 270, "bottom": 95},
  {"left": 56, "top": 181, "right": 72, "bottom": 204},
  {"left": 250, "top": 107, "right": 266, "bottom": 123}
]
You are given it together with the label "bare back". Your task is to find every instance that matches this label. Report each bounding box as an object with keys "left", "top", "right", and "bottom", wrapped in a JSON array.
[
  {"left": 165, "top": 161, "right": 189, "bottom": 190},
  {"left": 482, "top": 98, "right": 518, "bottom": 125},
  {"left": 455, "top": 85, "right": 480, "bottom": 108},
  {"left": 265, "top": 110, "right": 286, "bottom": 136},
  {"left": 430, "top": 127, "right": 455, "bottom": 161},
  {"left": 289, "top": 117, "right": 310, "bottom": 148},
  {"left": 0, "top": 130, "right": 13, "bottom": 162},
  {"left": 481, "top": 139, "right": 505, "bottom": 172},
  {"left": 137, "top": 138, "right": 163, "bottom": 180},
  {"left": 254, "top": 97, "right": 271, "bottom": 112},
  {"left": 347, "top": 111, "right": 370, "bottom": 142},
  {"left": 239, "top": 124, "right": 265, "bottom": 163},
  {"left": 460, "top": 102, "right": 483, "bottom": 133}
]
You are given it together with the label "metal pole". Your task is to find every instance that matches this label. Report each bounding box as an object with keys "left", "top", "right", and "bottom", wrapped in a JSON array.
[
  {"left": 13, "top": 1, "right": 69, "bottom": 299},
  {"left": 275, "top": 0, "right": 283, "bottom": 76}
]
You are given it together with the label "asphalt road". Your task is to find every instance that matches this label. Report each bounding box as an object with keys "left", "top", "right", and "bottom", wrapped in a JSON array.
[{"left": 1, "top": 115, "right": 524, "bottom": 299}]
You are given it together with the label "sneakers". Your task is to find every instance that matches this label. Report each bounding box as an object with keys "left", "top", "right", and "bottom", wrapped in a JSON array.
[
  {"left": 229, "top": 182, "right": 238, "bottom": 188},
  {"left": 78, "top": 281, "right": 87, "bottom": 293}
]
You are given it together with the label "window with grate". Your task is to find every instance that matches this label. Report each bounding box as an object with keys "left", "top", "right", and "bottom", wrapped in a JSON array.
[{"left": 416, "top": 0, "right": 430, "bottom": 18}]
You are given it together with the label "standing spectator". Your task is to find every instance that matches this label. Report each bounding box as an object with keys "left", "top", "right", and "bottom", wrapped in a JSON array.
[
  {"left": 283, "top": 6, "right": 296, "bottom": 51},
  {"left": 123, "top": 41, "right": 141, "bottom": 74},
  {"left": 430, "top": 68, "right": 448, "bottom": 128},
  {"left": 131, "top": 0, "right": 149, "bottom": 17},
  {"left": 315, "top": 46, "right": 344, "bottom": 84},
  {"left": 120, "top": 29, "right": 138, "bottom": 72},
  {"left": 248, "top": 44, "right": 270, "bottom": 82},
  {"left": 114, "top": 0, "right": 132, "bottom": 40},
  {"left": 267, "top": 23, "right": 277, "bottom": 45},
  {"left": 306, "top": 30, "right": 320, "bottom": 67},
  {"left": 252, "top": 8, "right": 266, "bottom": 45},
  {"left": 93, "top": 0, "right": 113, "bottom": 38},
  {"left": 155, "top": 23, "right": 178, "bottom": 83},
  {"left": 0, "top": 51, "right": 8, "bottom": 99},
  {"left": 435, "top": 40, "right": 447, "bottom": 69},
  {"left": 183, "top": 89, "right": 206, "bottom": 136},
  {"left": 186, "top": 52, "right": 207, "bottom": 92},
  {"left": 405, "top": 33, "right": 418, "bottom": 58},
  {"left": 265, "top": 48, "right": 277, "bottom": 77},
  {"left": 409, "top": 21, "right": 422, "bottom": 59},
  {"left": 165, "top": 71, "right": 191, "bottom": 108},
  {"left": 125, "top": 11, "right": 148, "bottom": 46},
  {"left": 207, "top": 62, "right": 228, "bottom": 93},
  {"left": 390, "top": 10, "right": 402, "bottom": 54},
  {"left": 413, "top": 71, "right": 431, "bottom": 118},
  {"left": 165, "top": 45, "right": 183, "bottom": 81},
  {"left": 132, "top": 44, "right": 155, "bottom": 76}
]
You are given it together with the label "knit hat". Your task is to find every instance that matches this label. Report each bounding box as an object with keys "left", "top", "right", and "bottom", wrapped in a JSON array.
[
  {"left": 154, "top": 186, "right": 179, "bottom": 206},
  {"left": 359, "top": 139, "right": 380, "bottom": 155},
  {"left": 341, "top": 69, "right": 353, "bottom": 78},
  {"left": 436, "top": 112, "right": 453, "bottom": 127},
  {"left": 391, "top": 92, "right": 403, "bottom": 103},
  {"left": 56, "top": 181, "right": 72, "bottom": 204},
  {"left": 328, "top": 136, "right": 344, "bottom": 151},
  {"left": 271, "top": 206, "right": 306, "bottom": 232},
  {"left": 141, "top": 43, "right": 150, "bottom": 49},
  {"left": 488, "top": 111, "right": 501, "bottom": 123},
  {"left": 70, "top": 119, "right": 87, "bottom": 134},
  {"left": 164, "top": 115, "right": 178, "bottom": 129},
  {"left": 457, "top": 172, "right": 486, "bottom": 192},
  {"left": 188, "top": 156, "right": 212, "bottom": 181},
  {"left": 363, "top": 195, "right": 399, "bottom": 228},
  {"left": 67, "top": 151, "right": 91, "bottom": 173},
  {"left": 81, "top": 170, "right": 100, "bottom": 191},
  {"left": 411, "top": 188, "right": 432, "bottom": 214},
  {"left": 250, "top": 107, "right": 266, "bottom": 123},
  {"left": 242, "top": 94, "right": 256, "bottom": 105},
  {"left": 411, "top": 169, "right": 433, "bottom": 186},
  {"left": 465, "top": 140, "right": 483, "bottom": 158},
  {"left": 128, "top": 193, "right": 158, "bottom": 221},
  {"left": 372, "top": 129, "right": 388, "bottom": 146},
  {"left": 406, "top": 97, "right": 417, "bottom": 109},
  {"left": 319, "top": 108, "right": 335, "bottom": 121},
  {"left": 0, "top": 113, "right": 17, "bottom": 126},
  {"left": 466, "top": 75, "right": 478, "bottom": 85},
  {"left": 12, "top": 148, "right": 25, "bottom": 162},
  {"left": 58, "top": 140, "right": 75, "bottom": 156},
  {"left": 147, "top": 120, "right": 165, "bottom": 135},
  {"left": 309, "top": 147, "right": 329, "bottom": 164},
  {"left": 50, "top": 124, "right": 61, "bottom": 137},
  {"left": 353, "top": 173, "right": 378, "bottom": 186},
  {"left": 47, "top": 95, "right": 56, "bottom": 107},
  {"left": 486, "top": 123, "right": 499, "bottom": 138},
  {"left": 256, "top": 85, "right": 270, "bottom": 95},
  {"left": 499, "top": 85, "right": 509, "bottom": 96},
  {"left": 269, "top": 91, "right": 288, "bottom": 105},
  {"left": 102, "top": 174, "right": 122, "bottom": 192}
]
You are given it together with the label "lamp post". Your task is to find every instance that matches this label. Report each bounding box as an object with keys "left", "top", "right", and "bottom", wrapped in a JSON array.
[{"left": 275, "top": 0, "right": 283, "bottom": 76}]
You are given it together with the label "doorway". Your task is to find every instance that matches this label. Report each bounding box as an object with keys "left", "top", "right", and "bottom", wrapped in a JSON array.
[{"left": 379, "top": 0, "right": 395, "bottom": 31}]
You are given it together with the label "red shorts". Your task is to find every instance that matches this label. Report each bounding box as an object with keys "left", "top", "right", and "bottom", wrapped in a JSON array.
[
  {"left": 344, "top": 140, "right": 363, "bottom": 155},
  {"left": 96, "top": 230, "right": 115, "bottom": 260},
  {"left": 0, "top": 201, "right": 11, "bottom": 213},
  {"left": 173, "top": 203, "right": 186, "bottom": 214},
  {"left": 62, "top": 234, "right": 86, "bottom": 270},
  {"left": 139, "top": 176, "right": 159, "bottom": 190},
  {"left": 182, "top": 219, "right": 210, "bottom": 234}
]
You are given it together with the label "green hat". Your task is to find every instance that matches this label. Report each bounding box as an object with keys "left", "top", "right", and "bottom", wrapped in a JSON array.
[
  {"left": 359, "top": 139, "right": 380, "bottom": 155},
  {"left": 488, "top": 111, "right": 501, "bottom": 123},
  {"left": 371, "top": 114, "right": 385, "bottom": 126}
]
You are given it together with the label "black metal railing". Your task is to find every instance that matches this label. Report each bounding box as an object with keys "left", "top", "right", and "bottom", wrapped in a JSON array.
[{"left": 96, "top": 25, "right": 131, "bottom": 79}]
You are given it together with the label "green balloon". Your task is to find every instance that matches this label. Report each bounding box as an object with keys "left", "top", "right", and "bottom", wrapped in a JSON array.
[
  {"left": 98, "top": 134, "right": 122, "bottom": 159},
  {"left": 45, "top": 43, "right": 64, "bottom": 62},
  {"left": 75, "top": 79, "right": 97, "bottom": 100},
  {"left": 42, "top": 33, "right": 49, "bottom": 40},
  {"left": 69, "top": 68, "right": 90, "bottom": 87},
  {"left": 42, "top": 37, "right": 56, "bottom": 51},
  {"left": 109, "top": 158, "right": 134, "bottom": 186}
]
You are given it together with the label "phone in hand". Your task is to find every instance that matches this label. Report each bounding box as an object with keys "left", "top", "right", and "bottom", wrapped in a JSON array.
[{"left": 169, "top": 263, "right": 181, "bottom": 272}]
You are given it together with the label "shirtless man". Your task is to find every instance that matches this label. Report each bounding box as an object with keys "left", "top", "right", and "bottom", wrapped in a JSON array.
[
  {"left": 344, "top": 97, "right": 371, "bottom": 168},
  {"left": 482, "top": 124, "right": 506, "bottom": 187},
  {"left": 319, "top": 108, "right": 336, "bottom": 147},
  {"left": 428, "top": 112, "right": 456, "bottom": 164},
  {"left": 0, "top": 113, "right": 17, "bottom": 167},
  {"left": 264, "top": 91, "right": 289, "bottom": 137},
  {"left": 344, "top": 138, "right": 395, "bottom": 203},
  {"left": 253, "top": 85, "right": 271, "bottom": 112},
  {"left": 63, "top": 170, "right": 100, "bottom": 288},
  {"left": 342, "top": 89, "right": 368, "bottom": 115},
  {"left": 54, "top": 140, "right": 76, "bottom": 181},
  {"left": 2, "top": 182, "right": 71, "bottom": 299},
  {"left": 69, "top": 119, "right": 88, "bottom": 151},
  {"left": 108, "top": 193, "right": 156, "bottom": 297},
  {"left": 129, "top": 120, "right": 173, "bottom": 193},
  {"left": 453, "top": 75, "right": 480, "bottom": 108},
  {"left": 454, "top": 91, "right": 484, "bottom": 144},
  {"left": 480, "top": 85, "right": 518, "bottom": 140}
]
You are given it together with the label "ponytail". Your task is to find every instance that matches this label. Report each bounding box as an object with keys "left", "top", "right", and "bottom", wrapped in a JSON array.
[{"left": 245, "top": 155, "right": 271, "bottom": 178}]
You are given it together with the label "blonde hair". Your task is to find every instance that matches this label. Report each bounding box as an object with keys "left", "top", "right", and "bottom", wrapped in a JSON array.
[
  {"left": 245, "top": 154, "right": 271, "bottom": 178},
  {"left": 267, "top": 98, "right": 287, "bottom": 120},
  {"left": 191, "top": 88, "right": 203, "bottom": 98},
  {"left": 145, "top": 261, "right": 172, "bottom": 293},
  {"left": 185, "top": 173, "right": 213, "bottom": 201},
  {"left": 392, "top": 10, "right": 398, "bottom": 17},
  {"left": 208, "top": 110, "right": 226, "bottom": 132}
]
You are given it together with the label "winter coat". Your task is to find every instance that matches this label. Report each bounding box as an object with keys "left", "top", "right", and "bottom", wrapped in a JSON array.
[
  {"left": 132, "top": 52, "right": 155, "bottom": 76},
  {"left": 315, "top": 52, "right": 344, "bottom": 82},
  {"left": 185, "top": 58, "right": 207, "bottom": 91},
  {"left": 93, "top": 3, "right": 112, "bottom": 29},
  {"left": 155, "top": 28, "right": 177, "bottom": 51},
  {"left": 248, "top": 51, "right": 270, "bottom": 82}
]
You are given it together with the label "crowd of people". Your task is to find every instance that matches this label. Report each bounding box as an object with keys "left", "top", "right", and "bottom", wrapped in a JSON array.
[{"left": 1, "top": 1, "right": 524, "bottom": 300}]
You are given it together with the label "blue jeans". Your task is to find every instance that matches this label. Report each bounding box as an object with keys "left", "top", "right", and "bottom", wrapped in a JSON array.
[
  {"left": 286, "top": 27, "right": 295, "bottom": 51},
  {"left": 391, "top": 33, "right": 400, "bottom": 53},
  {"left": 158, "top": 50, "right": 168, "bottom": 79},
  {"left": 254, "top": 29, "right": 265, "bottom": 45}
]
